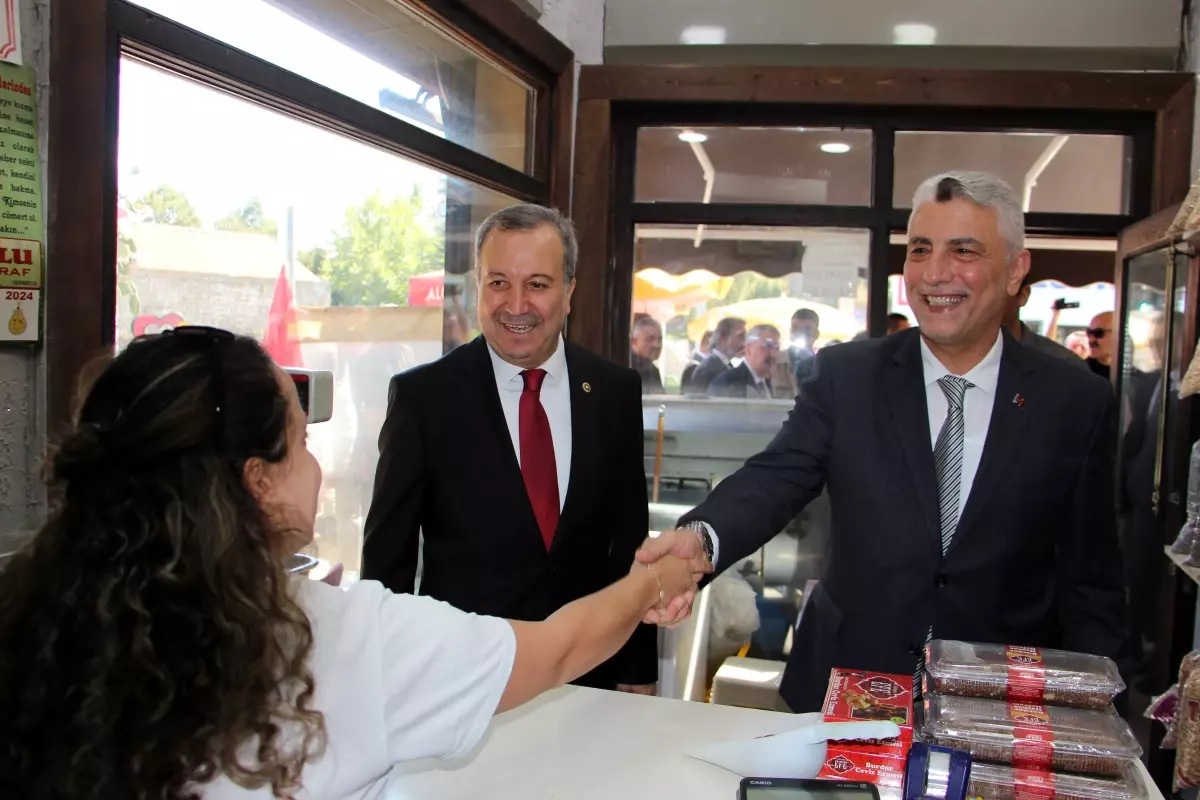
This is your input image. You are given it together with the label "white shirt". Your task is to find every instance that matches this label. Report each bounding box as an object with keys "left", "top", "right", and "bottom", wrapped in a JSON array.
[
  {"left": 200, "top": 580, "right": 515, "bottom": 799},
  {"left": 919, "top": 331, "right": 1003, "bottom": 525},
  {"left": 487, "top": 336, "right": 573, "bottom": 511},
  {"left": 703, "top": 331, "right": 1004, "bottom": 564}
]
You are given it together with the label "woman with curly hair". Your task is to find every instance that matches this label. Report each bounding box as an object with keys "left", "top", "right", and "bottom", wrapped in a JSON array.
[{"left": 0, "top": 327, "right": 695, "bottom": 799}]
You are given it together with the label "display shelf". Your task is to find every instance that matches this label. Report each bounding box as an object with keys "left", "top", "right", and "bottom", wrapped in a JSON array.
[{"left": 1166, "top": 546, "right": 1200, "bottom": 585}]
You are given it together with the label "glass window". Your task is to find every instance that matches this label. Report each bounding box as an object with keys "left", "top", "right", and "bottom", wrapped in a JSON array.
[
  {"left": 636, "top": 127, "right": 873, "bottom": 205},
  {"left": 128, "top": 0, "right": 535, "bottom": 173},
  {"left": 117, "top": 57, "right": 519, "bottom": 581},
  {"left": 632, "top": 224, "right": 870, "bottom": 395},
  {"left": 893, "top": 131, "right": 1131, "bottom": 215}
]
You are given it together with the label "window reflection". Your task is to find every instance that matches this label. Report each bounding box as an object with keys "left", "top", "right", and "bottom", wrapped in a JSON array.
[
  {"left": 116, "top": 57, "right": 519, "bottom": 581},
  {"left": 633, "top": 225, "right": 870, "bottom": 396}
]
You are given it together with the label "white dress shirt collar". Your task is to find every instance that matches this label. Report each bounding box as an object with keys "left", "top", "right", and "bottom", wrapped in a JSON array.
[
  {"left": 919, "top": 330, "right": 1004, "bottom": 397},
  {"left": 486, "top": 335, "right": 568, "bottom": 392}
]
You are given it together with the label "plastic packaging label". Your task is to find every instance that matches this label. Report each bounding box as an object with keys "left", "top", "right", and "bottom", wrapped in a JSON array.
[
  {"left": 1007, "top": 645, "right": 1048, "bottom": 704},
  {"left": 1013, "top": 768, "right": 1057, "bottom": 799},
  {"left": 1010, "top": 703, "right": 1056, "bottom": 771}
]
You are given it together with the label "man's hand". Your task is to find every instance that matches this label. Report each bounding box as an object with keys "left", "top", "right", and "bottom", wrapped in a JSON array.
[
  {"left": 635, "top": 529, "right": 713, "bottom": 626},
  {"left": 616, "top": 683, "right": 657, "bottom": 696}
]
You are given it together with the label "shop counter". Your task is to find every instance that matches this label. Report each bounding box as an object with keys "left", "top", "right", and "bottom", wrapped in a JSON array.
[{"left": 384, "top": 686, "right": 1165, "bottom": 799}]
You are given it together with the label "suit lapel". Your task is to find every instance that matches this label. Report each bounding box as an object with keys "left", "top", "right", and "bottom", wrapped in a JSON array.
[
  {"left": 556, "top": 345, "right": 599, "bottom": 547},
  {"left": 462, "top": 337, "right": 542, "bottom": 541},
  {"left": 885, "top": 333, "right": 942, "bottom": 553},
  {"left": 953, "top": 334, "right": 1032, "bottom": 544}
]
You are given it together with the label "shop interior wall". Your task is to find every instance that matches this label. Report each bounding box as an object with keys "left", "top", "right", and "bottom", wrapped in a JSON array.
[
  {"left": 0, "top": 0, "right": 49, "bottom": 550},
  {"left": 604, "top": 0, "right": 1181, "bottom": 70}
]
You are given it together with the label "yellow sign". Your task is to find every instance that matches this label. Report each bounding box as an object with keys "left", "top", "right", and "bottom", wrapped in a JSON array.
[{"left": 0, "top": 235, "right": 39, "bottom": 287}]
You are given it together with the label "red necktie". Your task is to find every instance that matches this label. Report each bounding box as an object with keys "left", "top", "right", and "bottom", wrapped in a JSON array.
[{"left": 519, "top": 369, "right": 559, "bottom": 549}]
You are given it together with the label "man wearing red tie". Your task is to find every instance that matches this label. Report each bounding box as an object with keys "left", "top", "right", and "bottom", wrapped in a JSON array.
[{"left": 363, "top": 204, "right": 657, "bottom": 694}]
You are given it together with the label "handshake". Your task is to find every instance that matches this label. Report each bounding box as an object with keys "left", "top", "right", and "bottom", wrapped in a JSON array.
[{"left": 629, "top": 528, "right": 715, "bottom": 627}]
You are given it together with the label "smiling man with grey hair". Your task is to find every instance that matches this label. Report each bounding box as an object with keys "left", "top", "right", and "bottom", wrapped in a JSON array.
[
  {"left": 633, "top": 170, "right": 1128, "bottom": 713},
  {"left": 364, "top": 203, "right": 660, "bottom": 696}
]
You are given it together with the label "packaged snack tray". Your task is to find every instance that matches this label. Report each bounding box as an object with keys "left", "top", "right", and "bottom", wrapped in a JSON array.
[
  {"left": 966, "top": 762, "right": 1147, "bottom": 800},
  {"left": 925, "top": 640, "right": 1124, "bottom": 709},
  {"left": 922, "top": 694, "right": 1141, "bottom": 776}
]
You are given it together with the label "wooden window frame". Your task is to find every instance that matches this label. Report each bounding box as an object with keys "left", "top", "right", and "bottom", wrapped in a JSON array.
[
  {"left": 46, "top": 0, "right": 573, "bottom": 438},
  {"left": 570, "top": 66, "right": 1194, "bottom": 360}
]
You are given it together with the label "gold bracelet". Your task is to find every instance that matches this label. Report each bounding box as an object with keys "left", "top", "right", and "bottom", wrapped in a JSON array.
[{"left": 644, "top": 563, "right": 666, "bottom": 623}]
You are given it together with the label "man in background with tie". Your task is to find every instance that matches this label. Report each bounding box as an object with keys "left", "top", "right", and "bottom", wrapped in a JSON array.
[
  {"left": 710, "top": 324, "right": 781, "bottom": 399},
  {"left": 363, "top": 204, "right": 658, "bottom": 694},
  {"left": 636, "top": 171, "right": 1128, "bottom": 712}
]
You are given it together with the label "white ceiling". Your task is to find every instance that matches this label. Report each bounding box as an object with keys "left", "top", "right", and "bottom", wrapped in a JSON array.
[{"left": 605, "top": 0, "right": 1179, "bottom": 50}]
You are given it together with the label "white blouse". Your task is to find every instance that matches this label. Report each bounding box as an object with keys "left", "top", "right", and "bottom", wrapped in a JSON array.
[{"left": 200, "top": 579, "right": 516, "bottom": 799}]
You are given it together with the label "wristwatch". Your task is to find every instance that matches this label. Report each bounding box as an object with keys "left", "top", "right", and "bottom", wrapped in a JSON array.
[{"left": 683, "top": 520, "right": 715, "bottom": 566}]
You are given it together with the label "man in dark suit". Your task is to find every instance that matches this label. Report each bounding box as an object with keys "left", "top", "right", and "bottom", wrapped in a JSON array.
[
  {"left": 686, "top": 317, "right": 747, "bottom": 394},
  {"left": 630, "top": 314, "right": 665, "bottom": 394},
  {"left": 636, "top": 171, "right": 1127, "bottom": 712},
  {"left": 710, "top": 324, "right": 780, "bottom": 399},
  {"left": 362, "top": 204, "right": 657, "bottom": 694}
]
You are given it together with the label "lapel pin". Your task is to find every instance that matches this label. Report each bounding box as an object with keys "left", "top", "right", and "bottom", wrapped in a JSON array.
[
  {"left": 1013, "top": 393, "right": 1025, "bottom": 408},
  {"left": 582, "top": 382, "right": 592, "bottom": 394}
]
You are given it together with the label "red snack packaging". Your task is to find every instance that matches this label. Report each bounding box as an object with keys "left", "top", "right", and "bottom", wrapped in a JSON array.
[
  {"left": 924, "top": 640, "right": 1123, "bottom": 710},
  {"left": 817, "top": 745, "right": 905, "bottom": 800},
  {"left": 821, "top": 668, "right": 914, "bottom": 757}
]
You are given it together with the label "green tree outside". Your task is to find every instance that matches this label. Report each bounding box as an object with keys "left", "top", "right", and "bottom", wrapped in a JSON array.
[
  {"left": 130, "top": 184, "right": 201, "bottom": 227},
  {"left": 214, "top": 197, "right": 279, "bottom": 237},
  {"left": 309, "top": 188, "right": 445, "bottom": 307}
]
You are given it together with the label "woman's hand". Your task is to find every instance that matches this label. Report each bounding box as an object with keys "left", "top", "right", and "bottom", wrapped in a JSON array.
[{"left": 633, "top": 555, "right": 696, "bottom": 620}]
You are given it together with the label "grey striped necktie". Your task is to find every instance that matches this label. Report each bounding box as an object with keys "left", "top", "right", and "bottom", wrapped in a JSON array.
[
  {"left": 933, "top": 375, "right": 973, "bottom": 554},
  {"left": 915, "top": 374, "right": 974, "bottom": 698}
]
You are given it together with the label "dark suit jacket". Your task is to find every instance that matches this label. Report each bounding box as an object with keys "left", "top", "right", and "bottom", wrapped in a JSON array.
[
  {"left": 688, "top": 352, "right": 732, "bottom": 394},
  {"left": 631, "top": 351, "right": 665, "bottom": 394},
  {"left": 362, "top": 336, "right": 657, "bottom": 689},
  {"left": 709, "top": 362, "right": 772, "bottom": 399},
  {"left": 682, "top": 327, "right": 1127, "bottom": 712}
]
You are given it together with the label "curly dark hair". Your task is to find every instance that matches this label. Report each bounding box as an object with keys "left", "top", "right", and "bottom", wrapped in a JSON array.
[{"left": 0, "top": 329, "right": 326, "bottom": 798}]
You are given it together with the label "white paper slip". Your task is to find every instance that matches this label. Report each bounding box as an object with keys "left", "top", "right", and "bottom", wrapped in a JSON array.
[{"left": 685, "top": 716, "right": 901, "bottom": 780}]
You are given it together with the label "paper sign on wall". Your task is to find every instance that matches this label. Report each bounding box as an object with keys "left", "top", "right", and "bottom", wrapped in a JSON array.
[{"left": 0, "top": 60, "right": 41, "bottom": 344}]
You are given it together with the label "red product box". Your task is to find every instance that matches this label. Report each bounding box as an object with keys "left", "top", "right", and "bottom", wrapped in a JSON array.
[
  {"left": 817, "top": 745, "right": 905, "bottom": 800},
  {"left": 822, "top": 668, "right": 914, "bottom": 757}
]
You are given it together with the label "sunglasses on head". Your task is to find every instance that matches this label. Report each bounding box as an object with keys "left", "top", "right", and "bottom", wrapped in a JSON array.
[
  {"left": 163, "top": 325, "right": 236, "bottom": 437},
  {"left": 1086, "top": 328, "right": 1111, "bottom": 339}
]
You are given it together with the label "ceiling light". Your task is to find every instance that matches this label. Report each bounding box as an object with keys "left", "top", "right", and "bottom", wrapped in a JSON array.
[
  {"left": 678, "top": 130, "right": 708, "bottom": 143},
  {"left": 821, "top": 142, "right": 851, "bottom": 154},
  {"left": 893, "top": 23, "right": 938, "bottom": 45},
  {"left": 680, "top": 25, "right": 727, "bottom": 45}
]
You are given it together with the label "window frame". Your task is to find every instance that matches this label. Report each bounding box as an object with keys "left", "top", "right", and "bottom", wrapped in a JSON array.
[
  {"left": 575, "top": 69, "right": 1187, "bottom": 360},
  {"left": 47, "top": 0, "right": 573, "bottom": 436}
]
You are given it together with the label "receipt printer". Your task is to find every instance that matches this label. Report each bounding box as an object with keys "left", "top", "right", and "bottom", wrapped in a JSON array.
[{"left": 902, "top": 742, "right": 971, "bottom": 800}]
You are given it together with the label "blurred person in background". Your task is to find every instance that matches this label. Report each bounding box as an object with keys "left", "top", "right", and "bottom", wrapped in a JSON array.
[
  {"left": 1065, "top": 330, "right": 1090, "bottom": 359},
  {"left": 1086, "top": 311, "right": 1115, "bottom": 380},
  {"left": 0, "top": 328, "right": 693, "bottom": 799},
  {"left": 680, "top": 329, "right": 712, "bottom": 391},
  {"left": 630, "top": 313, "right": 665, "bottom": 394},
  {"left": 886, "top": 313, "right": 911, "bottom": 335},
  {"left": 363, "top": 204, "right": 660, "bottom": 695},
  {"left": 1002, "top": 275, "right": 1086, "bottom": 370},
  {"left": 787, "top": 309, "right": 821, "bottom": 393},
  {"left": 686, "top": 316, "right": 746, "bottom": 394},
  {"left": 710, "top": 324, "right": 781, "bottom": 399}
]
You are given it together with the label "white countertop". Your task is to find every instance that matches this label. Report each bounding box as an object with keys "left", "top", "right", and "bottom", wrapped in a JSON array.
[{"left": 382, "top": 686, "right": 1164, "bottom": 800}]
